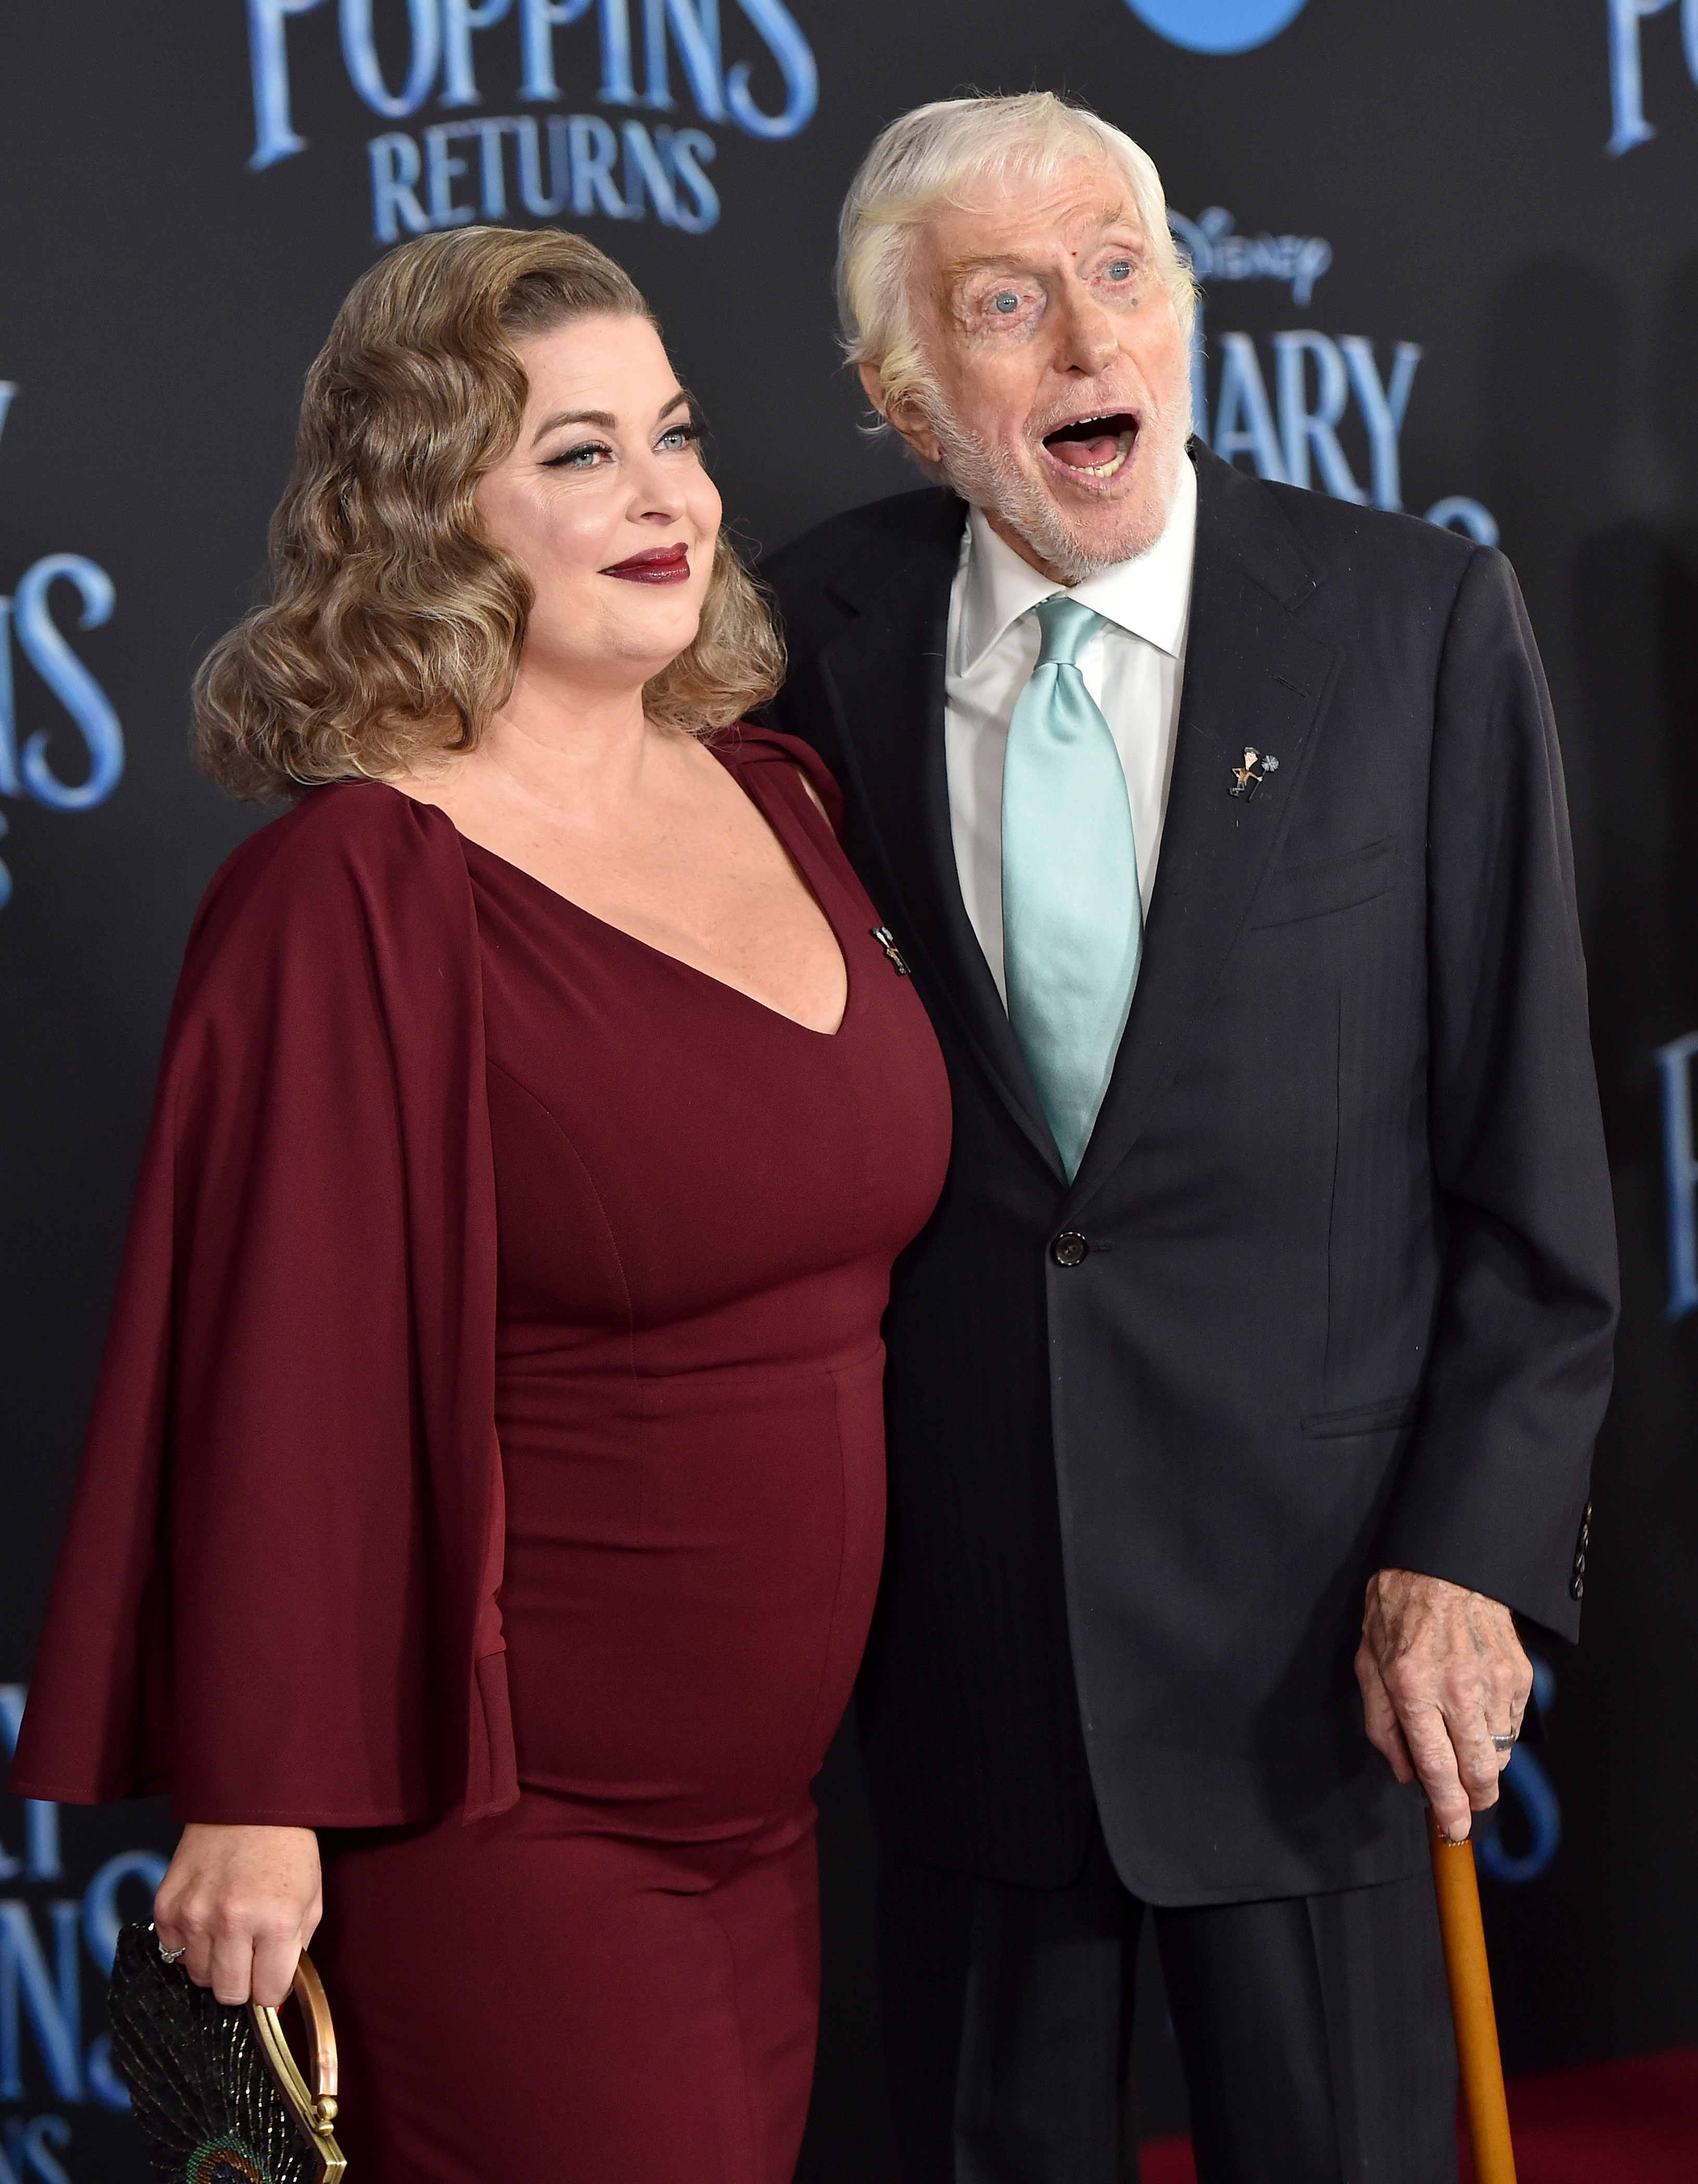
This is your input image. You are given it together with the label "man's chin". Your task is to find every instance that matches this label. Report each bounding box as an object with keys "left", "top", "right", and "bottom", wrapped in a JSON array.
[
  {"left": 1004, "top": 478, "right": 1173, "bottom": 582},
  {"left": 930, "top": 401, "right": 1187, "bottom": 581},
  {"left": 1056, "top": 496, "right": 1169, "bottom": 565}
]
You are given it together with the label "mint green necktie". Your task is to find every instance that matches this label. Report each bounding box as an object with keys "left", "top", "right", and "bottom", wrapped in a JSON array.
[{"left": 1001, "top": 596, "right": 1142, "bottom": 1179}]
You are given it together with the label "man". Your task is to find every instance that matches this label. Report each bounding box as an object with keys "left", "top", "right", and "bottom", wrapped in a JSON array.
[{"left": 761, "top": 93, "right": 1617, "bottom": 2184}]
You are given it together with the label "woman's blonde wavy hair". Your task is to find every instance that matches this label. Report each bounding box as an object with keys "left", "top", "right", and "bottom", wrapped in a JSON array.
[{"left": 195, "top": 226, "right": 783, "bottom": 800}]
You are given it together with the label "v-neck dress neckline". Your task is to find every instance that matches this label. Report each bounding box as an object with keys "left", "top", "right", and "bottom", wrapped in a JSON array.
[{"left": 444, "top": 736, "right": 854, "bottom": 1039}]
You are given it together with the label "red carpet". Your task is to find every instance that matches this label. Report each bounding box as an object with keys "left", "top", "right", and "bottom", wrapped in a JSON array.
[{"left": 1138, "top": 2046, "right": 1698, "bottom": 2183}]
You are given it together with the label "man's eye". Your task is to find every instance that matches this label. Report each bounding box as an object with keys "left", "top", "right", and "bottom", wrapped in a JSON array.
[
  {"left": 1106, "top": 260, "right": 1132, "bottom": 282},
  {"left": 993, "top": 292, "right": 1021, "bottom": 315}
]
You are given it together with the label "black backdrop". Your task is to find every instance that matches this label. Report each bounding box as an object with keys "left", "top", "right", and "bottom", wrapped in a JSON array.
[{"left": 5, "top": 5, "right": 1697, "bottom": 2178}]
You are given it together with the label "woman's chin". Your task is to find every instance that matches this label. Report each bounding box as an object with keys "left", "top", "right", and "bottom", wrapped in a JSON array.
[
  {"left": 525, "top": 606, "right": 706, "bottom": 695},
  {"left": 625, "top": 608, "right": 706, "bottom": 683}
]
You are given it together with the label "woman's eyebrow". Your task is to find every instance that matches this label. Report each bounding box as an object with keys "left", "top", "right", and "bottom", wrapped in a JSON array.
[
  {"left": 529, "top": 390, "right": 691, "bottom": 448},
  {"left": 530, "top": 407, "right": 617, "bottom": 445}
]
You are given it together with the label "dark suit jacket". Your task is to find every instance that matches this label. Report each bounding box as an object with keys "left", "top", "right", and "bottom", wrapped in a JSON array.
[{"left": 762, "top": 444, "right": 1618, "bottom": 1905}]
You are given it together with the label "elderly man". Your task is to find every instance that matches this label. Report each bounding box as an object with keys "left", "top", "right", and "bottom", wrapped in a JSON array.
[{"left": 762, "top": 93, "right": 1616, "bottom": 2184}]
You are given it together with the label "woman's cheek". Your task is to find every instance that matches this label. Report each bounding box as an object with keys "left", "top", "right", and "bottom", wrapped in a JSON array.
[{"left": 690, "top": 470, "right": 723, "bottom": 540}]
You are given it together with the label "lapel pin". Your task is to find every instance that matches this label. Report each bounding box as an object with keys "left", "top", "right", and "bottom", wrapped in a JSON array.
[
  {"left": 871, "top": 925, "right": 911, "bottom": 976},
  {"left": 1228, "top": 747, "right": 1279, "bottom": 799}
]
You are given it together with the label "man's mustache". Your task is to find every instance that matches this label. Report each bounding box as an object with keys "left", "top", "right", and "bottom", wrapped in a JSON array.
[{"left": 1025, "top": 394, "right": 1149, "bottom": 445}]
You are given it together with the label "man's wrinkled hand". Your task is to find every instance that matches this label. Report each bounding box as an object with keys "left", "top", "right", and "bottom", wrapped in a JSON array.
[{"left": 1354, "top": 1568, "right": 1531, "bottom": 1843}]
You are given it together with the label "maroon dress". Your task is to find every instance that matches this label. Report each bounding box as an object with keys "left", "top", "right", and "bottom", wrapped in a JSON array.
[{"left": 9, "top": 729, "right": 950, "bottom": 2183}]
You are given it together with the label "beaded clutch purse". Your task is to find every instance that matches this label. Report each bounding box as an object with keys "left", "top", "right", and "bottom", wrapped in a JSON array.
[{"left": 107, "top": 1921, "right": 347, "bottom": 2183}]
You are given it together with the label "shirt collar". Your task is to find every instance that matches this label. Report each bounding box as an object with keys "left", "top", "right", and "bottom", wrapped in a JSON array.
[{"left": 953, "top": 451, "right": 1198, "bottom": 675}]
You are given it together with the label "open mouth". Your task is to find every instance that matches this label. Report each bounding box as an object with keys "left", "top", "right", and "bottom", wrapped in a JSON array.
[
  {"left": 1041, "top": 411, "right": 1139, "bottom": 480},
  {"left": 602, "top": 543, "right": 691, "bottom": 584}
]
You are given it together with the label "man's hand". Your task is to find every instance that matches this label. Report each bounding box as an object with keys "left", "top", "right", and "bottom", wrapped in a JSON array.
[
  {"left": 1354, "top": 1569, "right": 1531, "bottom": 1843},
  {"left": 153, "top": 1824, "right": 322, "bottom": 2008}
]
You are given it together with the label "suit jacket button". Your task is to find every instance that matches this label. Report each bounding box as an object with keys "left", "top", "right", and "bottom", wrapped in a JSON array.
[{"left": 1052, "top": 1232, "right": 1090, "bottom": 1268}]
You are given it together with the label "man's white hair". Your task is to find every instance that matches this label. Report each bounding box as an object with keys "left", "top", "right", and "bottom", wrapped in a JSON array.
[{"left": 837, "top": 92, "right": 1195, "bottom": 424}]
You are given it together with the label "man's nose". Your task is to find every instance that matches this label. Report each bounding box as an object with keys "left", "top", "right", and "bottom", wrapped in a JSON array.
[{"left": 1051, "top": 284, "right": 1119, "bottom": 375}]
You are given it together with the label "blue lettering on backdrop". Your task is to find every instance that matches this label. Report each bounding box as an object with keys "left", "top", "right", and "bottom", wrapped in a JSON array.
[
  {"left": 1606, "top": 0, "right": 1698, "bottom": 155},
  {"left": 442, "top": 0, "right": 517, "bottom": 108},
  {"left": 1125, "top": 0, "right": 1308, "bottom": 56},
  {"left": 245, "top": 0, "right": 814, "bottom": 238},
  {"left": 1170, "top": 209, "right": 1497, "bottom": 543},
  {"left": 0, "top": 2114, "right": 73, "bottom": 2184},
  {"left": 519, "top": 0, "right": 595, "bottom": 101},
  {"left": 0, "top": 1688, "right": 169, "bottom": 2164},
  {"left": 1477, "top": 1656, "right": 1563, "bottom": 1886},
  {"left": 1655, "top": 1030, "right": 1698, "bottom": 1318},
  {"left": 721, "top": 0, "right": 816, "bottom": 140},
  {"left": 0, "top": 391, "right": 124, "bottom": 912},
  {"left": 247, "top": 0, "right": 328, "bottom": 164},
  {"left": 341, "top": 0, "right": 443, "bottom": 118},
  {"left": 369, "top": 113, "right": 717, "bottom": 236}
]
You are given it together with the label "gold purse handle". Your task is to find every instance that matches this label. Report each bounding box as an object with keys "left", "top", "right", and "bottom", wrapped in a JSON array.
[{"left": 249, "top": 1949, "right": 347, "bottom": 2181}]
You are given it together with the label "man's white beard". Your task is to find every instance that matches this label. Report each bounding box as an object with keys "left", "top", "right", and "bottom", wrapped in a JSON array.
[{"left": 927, "top": 385, "right": 1191, "bottom": 584}]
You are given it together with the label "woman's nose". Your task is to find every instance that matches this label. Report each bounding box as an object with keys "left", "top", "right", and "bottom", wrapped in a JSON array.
[{"left": 628, "top": 461, "right": 687, "bottom": 523}]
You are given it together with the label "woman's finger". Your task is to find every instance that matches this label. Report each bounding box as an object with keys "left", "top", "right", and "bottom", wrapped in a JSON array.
[
  {"left": 209, "top": 1925, "right": 257, "bottom": 2007},
  {"left": 179, "top": 1928, "right": 218, "bottom": 1991},
  {"left": 250, "top": 1914, "right": 307, "bottom": 2010}
]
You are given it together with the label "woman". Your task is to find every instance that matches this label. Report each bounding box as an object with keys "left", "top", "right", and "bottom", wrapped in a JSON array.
[{"left": 9, "top": 227, "right": 950, "bottom": 2181}]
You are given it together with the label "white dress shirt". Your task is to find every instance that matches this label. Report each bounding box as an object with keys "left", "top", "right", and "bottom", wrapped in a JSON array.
[{"left": 943, "top": 457, "right": 1198, "bottom": 1004}]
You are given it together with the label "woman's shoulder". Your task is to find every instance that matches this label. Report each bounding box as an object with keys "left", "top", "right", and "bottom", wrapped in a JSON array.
[
  {"left": 178, "top": 781, "right": 473, "bottom": 1009},
  {"left": 710, "top": 723, "right": 845, "bottom": 838},
  {"left": 197, "top": 779, "right": 460, "bottom": 928}
]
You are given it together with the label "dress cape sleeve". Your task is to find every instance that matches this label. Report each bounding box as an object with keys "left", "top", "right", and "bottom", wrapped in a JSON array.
[
  {"left": 8, "top": 783, "right": 517, "bottom": 1827},
  {"left": 713, "top": 723, "right": 848, "bottom": 843}
]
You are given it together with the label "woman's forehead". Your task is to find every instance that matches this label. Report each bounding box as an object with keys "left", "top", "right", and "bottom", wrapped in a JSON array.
[{"left": 519, "top": 315, "right": 673, "bottom": 404}]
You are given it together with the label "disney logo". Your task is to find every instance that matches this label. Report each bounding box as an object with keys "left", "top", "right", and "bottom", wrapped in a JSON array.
[{"left": 1168, "top": 206, "right": 1333, "bottom": 308}]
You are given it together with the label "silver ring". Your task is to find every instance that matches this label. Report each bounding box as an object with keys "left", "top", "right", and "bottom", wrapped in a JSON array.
[
  {"left": 156, "top": 1938, "right": 187, "bottom": 1964},
  {"left": 1490, "top": 1733, "right": 1516, "bottom": 1753}
]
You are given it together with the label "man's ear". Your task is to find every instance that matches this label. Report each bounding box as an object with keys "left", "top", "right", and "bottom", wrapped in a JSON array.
[
  {"left": 856, "top": 360, "right": 890, "bottom": 420},
  {"left": 858, "top": 360, "right": 943, "bottom": 470}
]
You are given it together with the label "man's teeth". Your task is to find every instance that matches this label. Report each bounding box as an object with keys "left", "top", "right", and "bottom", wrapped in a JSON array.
[{"left": 1056, "top": 427, "right": 1135, "bottom": 478}]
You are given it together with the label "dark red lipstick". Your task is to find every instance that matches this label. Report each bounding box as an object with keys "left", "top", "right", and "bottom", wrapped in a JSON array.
[{"left": 602, "top": 543, "right": 691, "bottom": 584}]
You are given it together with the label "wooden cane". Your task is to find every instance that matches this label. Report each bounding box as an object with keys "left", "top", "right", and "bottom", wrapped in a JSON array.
[{"left": 1428, "top": 1809, "right": 1517, "bottom": 2183}]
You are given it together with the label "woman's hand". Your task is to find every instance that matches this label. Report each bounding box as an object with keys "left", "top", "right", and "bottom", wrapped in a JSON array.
[{"left": 153, "top": 1824, "right": 322, "bottom": 2008}]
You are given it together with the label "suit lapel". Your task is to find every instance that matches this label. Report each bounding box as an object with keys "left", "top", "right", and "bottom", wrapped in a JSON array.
[
  {"left": 814, "top": 498, "right": 1065, "bottom": 1176},
  {"left": 1065, "top": 449, "right": 1341, "bottom": 1218}
]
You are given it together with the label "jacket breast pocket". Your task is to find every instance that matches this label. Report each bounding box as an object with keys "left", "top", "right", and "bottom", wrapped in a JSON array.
[{"left": 1250, "top": 837, "right": 1395, "bottom": 929}]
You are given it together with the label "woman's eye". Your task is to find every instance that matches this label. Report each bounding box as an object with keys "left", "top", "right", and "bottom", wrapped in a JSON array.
[
  {"left": 1105, "top": 260, "right": 1132, "bottom": 282},
  {"left": 546, "top": 440, "right": 612, "bottom": 470},
  {"left": 993, "top": 291, "right": 1021, "bottom": 315},
  {"left": 657, "top": 424, "right": 699, "bottom": 452}
]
